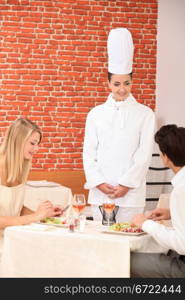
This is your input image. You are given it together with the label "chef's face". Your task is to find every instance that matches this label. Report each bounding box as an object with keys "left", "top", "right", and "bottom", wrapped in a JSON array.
[{"left": 108, "top": 74, "right": 132, "bottom": 101}]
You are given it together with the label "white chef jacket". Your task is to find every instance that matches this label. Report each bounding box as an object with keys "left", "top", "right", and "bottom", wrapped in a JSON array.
[
  {"left": 142, "top": 166, "right": 185, "bottom": 255},
  {"left": 83, "top": 93, "right": 155, "bottom": 207}
]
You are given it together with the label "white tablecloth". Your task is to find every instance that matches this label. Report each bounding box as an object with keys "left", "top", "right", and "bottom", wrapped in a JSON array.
[{"left": 0, "top": 221, "right": 168, "bottom": 278}]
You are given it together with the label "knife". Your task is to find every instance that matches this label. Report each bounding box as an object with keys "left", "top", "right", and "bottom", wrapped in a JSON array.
[{"left": 62, "top": 204, "right": 70, "bottom": 212}]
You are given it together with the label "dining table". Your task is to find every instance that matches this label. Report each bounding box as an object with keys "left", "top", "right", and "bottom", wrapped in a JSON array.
[{"left": 0, "top": 219, "right": 168, "bottom": 278}]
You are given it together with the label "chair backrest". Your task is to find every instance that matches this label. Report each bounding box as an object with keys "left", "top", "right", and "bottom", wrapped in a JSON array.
[
  {"left": 28, "top": 170, "right": 89, "bottom": 201},
  {"left": 145, "top": 153, "right": 173, "bottom": 210},
  {"left": 157, "top": 193, "right": 170, "bottom": 208}
]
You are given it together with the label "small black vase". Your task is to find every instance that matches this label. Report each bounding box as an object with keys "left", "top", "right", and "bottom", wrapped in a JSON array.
[{"left": 99, "top": 205, "right": 119, "bottom": 226}]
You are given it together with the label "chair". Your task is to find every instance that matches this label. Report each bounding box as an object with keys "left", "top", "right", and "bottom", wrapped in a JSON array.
[
  {"left": 145, "top": 153, "right": 172, "bottom": 212},
  {"left": 157, "top": 193, "right": 170, "bottom": 209},
  {"left": 157, "top": 193, "right": 171, "bottom": 226}
]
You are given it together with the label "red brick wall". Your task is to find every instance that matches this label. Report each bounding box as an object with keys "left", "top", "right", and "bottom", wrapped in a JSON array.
[{"left": 0, "top": 0, "right": 157, "bottom": 170}]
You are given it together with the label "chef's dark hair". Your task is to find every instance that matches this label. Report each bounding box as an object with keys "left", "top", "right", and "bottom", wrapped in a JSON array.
[
  {"left": 155, "top": 124, "right": 185, "bottom": 166},
  {"left": 108, "top": 72, "right": 132, "bottom": 82}
]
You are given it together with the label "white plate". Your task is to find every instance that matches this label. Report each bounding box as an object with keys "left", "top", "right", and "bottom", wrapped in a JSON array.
[
  {"left": 38, "top": 222, "right": 67, "bottom": 228},
  {"left": 38, "top": 217, "right": 68, "bottom": 228},
  {"left": 102, "top": 229, "right": 146, "bottom": 236}
]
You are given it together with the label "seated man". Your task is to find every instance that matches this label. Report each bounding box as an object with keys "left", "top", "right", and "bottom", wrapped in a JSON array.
[{"left": 131, "top": 124, "right": 185, "bottom": 278}]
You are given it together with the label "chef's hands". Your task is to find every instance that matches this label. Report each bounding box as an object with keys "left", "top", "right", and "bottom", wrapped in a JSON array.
[
  {"left": 97, "top": 183, "right": 115, "bottom": 195},
  {"left": 110, "top": 185, "right": 129, "bottom": 198},
  {"left": 96, "top": 183, "right": 129, "bottom": 199}
]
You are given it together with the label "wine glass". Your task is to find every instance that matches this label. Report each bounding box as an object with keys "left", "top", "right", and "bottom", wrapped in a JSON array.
[
  {"left": 102, "top": 197, "right": 116, "bottom": 227},
  {"left": 72, "top": 194, "right": 86, "bottom": 218}
]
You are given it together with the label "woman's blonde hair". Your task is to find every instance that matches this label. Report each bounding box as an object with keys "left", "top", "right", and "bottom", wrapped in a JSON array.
[{"left": 0, "top": 118, "right": 42, "bottom": 186}]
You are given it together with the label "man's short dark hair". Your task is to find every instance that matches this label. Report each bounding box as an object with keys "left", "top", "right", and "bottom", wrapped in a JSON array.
[{"left": 155, "top": 124, "right": 185, "bottom": 166}]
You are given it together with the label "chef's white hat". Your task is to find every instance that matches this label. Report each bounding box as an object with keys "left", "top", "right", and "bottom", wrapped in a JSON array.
[{"left": 107, "top": 28, "right": 134, "bottom": 74}]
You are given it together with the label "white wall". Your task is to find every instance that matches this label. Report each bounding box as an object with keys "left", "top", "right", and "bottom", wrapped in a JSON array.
[{"left": 156, "top": 0, "right": 185, "bottom": 128}]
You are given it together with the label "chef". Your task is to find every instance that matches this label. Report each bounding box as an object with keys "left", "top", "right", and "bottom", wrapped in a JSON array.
[{"left": 83, "top": 28, "right": 155, "bottom": 222}]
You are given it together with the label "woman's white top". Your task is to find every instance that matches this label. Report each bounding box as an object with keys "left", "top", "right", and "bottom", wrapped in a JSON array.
[
  {"left": 142, "top": 166, "right": 185, "bottom": 255},
  {"left": 83, "top": 93, "right": 155, "bottom": 207},
  {"left": 0, "top": 183, "right": 25, "bottom": 259}
]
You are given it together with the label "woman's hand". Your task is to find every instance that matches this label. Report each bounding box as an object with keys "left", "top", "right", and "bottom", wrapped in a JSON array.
[
  {"left": 35, "top": 201, "right": 62, "bottom": 220},
  {"left": 53, "top": 205, "right": 63, "bottom": 217},
  {"left": 147, "top": 208, "right": 171, "bottom": 221}
]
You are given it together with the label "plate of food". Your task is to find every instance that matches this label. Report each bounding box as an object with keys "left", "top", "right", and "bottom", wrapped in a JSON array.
[
  {"left": 102, "top": 222, "right": 146, "bottom": 236},
  {"left": 39, "top": 217, "right": 68, "bottom": 227}
]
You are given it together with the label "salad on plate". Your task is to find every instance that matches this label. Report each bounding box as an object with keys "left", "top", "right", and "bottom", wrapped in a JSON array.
[
  {"left": 40, "top": 217, "right": 67, "bottom": 226},
  {"left": 107, "top": 222, "right": 144, "bottom": 235}
]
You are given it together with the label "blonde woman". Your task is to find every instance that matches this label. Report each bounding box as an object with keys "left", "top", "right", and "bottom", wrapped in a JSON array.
[{"left": 0, "top": 118, "right": 61, "bottom": 259}]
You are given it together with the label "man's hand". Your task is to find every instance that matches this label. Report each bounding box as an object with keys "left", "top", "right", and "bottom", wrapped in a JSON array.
[
  {"left": 96, "top": 183, "right": 115, "bottom": 195},
  {"left": 147, "top": 208, "right": 171, "bottom": 221},
  {"left": 132, "top": 214, "right": 147, "bottom": 227}
]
